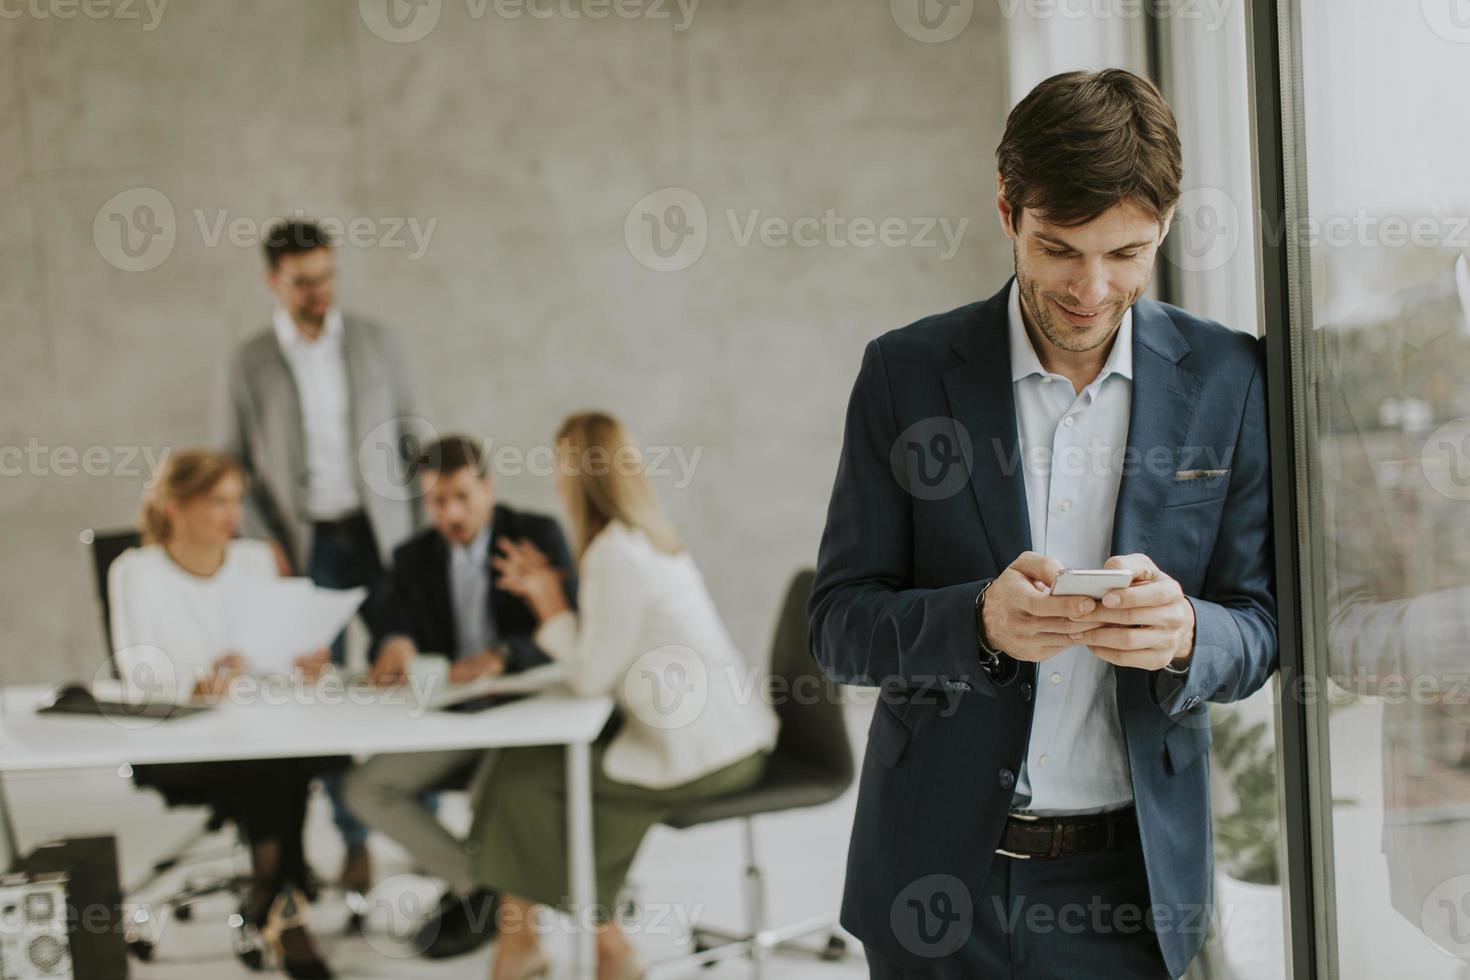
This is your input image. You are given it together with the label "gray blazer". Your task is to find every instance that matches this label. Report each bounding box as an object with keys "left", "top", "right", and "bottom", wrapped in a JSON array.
[{"left": 217, "top": 312, "right": 423, "bottom": 572}]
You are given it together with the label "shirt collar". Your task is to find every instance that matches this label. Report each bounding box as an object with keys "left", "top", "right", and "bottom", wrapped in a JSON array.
[
  {"left": 1006, "top": 278, "right": 1134, "bottom": 387},
  {"left": 272, "top": 306, "right": 343, "bottom": 351},
  {"left": 450, "top": 524, "right": 492, "bottom": 566}
]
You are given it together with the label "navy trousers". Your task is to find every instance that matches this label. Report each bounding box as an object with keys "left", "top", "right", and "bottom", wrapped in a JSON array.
[{"left": 865, "top": 834, "right": 1175, "bottom": 979}]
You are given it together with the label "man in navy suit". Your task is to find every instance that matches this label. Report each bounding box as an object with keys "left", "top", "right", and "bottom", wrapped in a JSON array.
[{"left": 808, "top": 69, "right": 1277, "bottom": 979}]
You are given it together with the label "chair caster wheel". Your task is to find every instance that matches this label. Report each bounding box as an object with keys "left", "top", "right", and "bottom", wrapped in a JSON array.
[
  {"left": 820, "top": 934, "right": 848, "bottom": 961},
  {"left": 346, "top": 911, "right": 366, "bottom": 936},
  {"left": 174, "top": 903, "right": 193, "bottom": 922},
  {"left": 692, "top": 937, "right": 718, "bottom": 969},
  {"left": 127, "top": 938, "right": 156, "bottom": 962}
]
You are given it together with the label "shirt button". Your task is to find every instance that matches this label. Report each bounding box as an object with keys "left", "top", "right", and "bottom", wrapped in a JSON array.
[
  {"left": 1059, "top": 499, "right": 1071, "bottom": 512},
  {"left": 998, "top": 769, "right": 1015, "bottom": 789},
  {"left": 1064, "top": 416, "right": 1075, "bottom": 427},
  {"left": 1050, "top": 672, "right": 1061, "bottom": 685},
  {"left": 1039, "top": 754, "right": 1050, "bottom": 766}
]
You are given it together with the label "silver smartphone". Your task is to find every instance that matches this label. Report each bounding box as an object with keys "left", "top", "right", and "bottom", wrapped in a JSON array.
[{"left": 1050, "top": 568, "right": 1135, "bottom": 599}]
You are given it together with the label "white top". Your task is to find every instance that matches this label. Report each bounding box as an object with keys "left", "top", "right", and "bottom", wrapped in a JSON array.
[
  {"left": 271, "top": 306, "right": 361, "bottom": 519},
  {"left": 535, "top": 521, "right": 780, "bottom": 789},
  {"left": 108, "top": 539, "right": 279, "bottom": 701},
  {"left": 1006, "top": 279, "right": 1136, "bottom": 815}
]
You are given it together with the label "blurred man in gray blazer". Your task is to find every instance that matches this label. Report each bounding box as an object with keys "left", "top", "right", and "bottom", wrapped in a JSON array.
[{"left": 217, "top": 217, "right": 424, "bottom": 893}]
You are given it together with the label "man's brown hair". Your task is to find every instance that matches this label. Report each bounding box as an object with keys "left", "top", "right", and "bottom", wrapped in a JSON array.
[
  {"left": 419, "top": 434, "right": 489, "bottom": 477},
  {"left": 996, "top": 69, "right": 1182, "bottom": 229}
]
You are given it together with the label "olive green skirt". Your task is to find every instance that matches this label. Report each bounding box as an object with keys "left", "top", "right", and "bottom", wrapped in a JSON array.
[{"left": 469, "top": 743, "right": 768, "bottom": 916}]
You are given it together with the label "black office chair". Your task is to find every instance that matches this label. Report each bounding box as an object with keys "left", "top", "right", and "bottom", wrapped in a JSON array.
[
  {"left": 83, "top": 528, "right": 257, "bottom": 963},
  {"left": 651, "top": 569, "right": 855, "bottom": 975}
]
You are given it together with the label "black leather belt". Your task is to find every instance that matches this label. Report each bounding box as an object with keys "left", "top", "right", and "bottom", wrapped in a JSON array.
[
  {"left": 312, "top": 511, "right": 368, "bottom": 536},
  {"left": 996, "top": 806, "right": 1139, "bottom": 860}
]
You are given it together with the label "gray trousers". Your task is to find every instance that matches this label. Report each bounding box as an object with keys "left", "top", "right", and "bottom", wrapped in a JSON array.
[{"left": 342, "top": 749, "right": 497, "bottom": 890}]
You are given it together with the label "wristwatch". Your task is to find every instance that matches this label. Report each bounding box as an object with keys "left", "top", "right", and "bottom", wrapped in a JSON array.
[{"left": 974, "top": 578, "right": 1005, "bottom": 674}]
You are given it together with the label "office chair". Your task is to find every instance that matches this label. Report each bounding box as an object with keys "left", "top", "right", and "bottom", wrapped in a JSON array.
[
  {"left": 649, "top": 569, "right": 856, "bottom": 976},
  {"left": 83, "top": 528, "right": 257, "bottom": 963}
]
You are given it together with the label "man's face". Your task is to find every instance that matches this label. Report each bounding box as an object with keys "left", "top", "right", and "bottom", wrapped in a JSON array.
[
  {"left": 267, "top": 247, "right": 336, "bottom": 326},
  {"left": 998, "top": 184, "right": 1170, "bottom": 356},
  {"left": 422, "top": 467, "right": 495, "bottom": 546}
]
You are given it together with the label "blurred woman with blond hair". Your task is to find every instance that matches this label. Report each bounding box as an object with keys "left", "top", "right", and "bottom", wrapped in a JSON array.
[
  {"left": 108, "top": 448, "right": 340, "bottom": 978},
  {"left": 473, "top": 412, "right": 779, "bottom": 980}
]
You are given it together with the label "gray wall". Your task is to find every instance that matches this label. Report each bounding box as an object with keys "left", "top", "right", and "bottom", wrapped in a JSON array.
[{"left": 0, "top": 0, "right": 1012, "bottom": 684}]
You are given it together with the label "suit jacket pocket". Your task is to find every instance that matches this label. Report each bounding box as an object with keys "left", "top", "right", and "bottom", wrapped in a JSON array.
[
  {"left": 1163, "top": 719, "right": 1213, "bottom": 776},
  {"left": 868, "top": 700, "right": 913, "bottom": 769},
  {"left": 1166, "top": 469, "right": 1231, "bottom": 507}
]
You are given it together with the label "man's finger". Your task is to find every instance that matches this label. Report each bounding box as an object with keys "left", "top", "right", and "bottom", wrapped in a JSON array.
[
  {"left": 1103, "top": 553, "right": 1156, "bottom": 580},
  {"left": 1028, "top": 615, "right": 1100, "bottom": 635},
  {"left": 1023, "top": 591, "right": 1096, "bottom": 618},
  {"left": 1080, "top": 626, "right": 1155, "bottom": 651},
  {"left": 1010, "top": 551, "right": 1064, "bottom": 588},
  {"left": 1098, "top": 579, "right": 1179, "bottom": 611}
]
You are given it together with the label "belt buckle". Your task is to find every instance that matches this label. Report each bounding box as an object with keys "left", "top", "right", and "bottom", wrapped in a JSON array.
[{"left": 996, "top": 810, "right": 1040, "bottom": 859}]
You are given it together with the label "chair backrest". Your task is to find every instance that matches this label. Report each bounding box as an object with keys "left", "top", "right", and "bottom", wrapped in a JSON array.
[
  {"left": 84, "top": 528, "right": 142, "bottom": 659},
  {"left": 766, "top": 569, "right": 855, "bottom": 785}
]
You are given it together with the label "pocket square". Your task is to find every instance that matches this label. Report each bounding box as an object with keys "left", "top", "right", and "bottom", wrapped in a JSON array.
[{"left": 1174, "top": 468, "right": 1229, "bottom": 481}]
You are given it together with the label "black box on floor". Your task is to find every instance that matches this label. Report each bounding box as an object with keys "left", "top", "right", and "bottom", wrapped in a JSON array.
[{"left": 16, "top": 836, "right": 128, "bottom": 980}]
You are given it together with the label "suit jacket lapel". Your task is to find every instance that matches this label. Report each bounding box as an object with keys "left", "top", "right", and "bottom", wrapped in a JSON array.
[
  {"left": 427, "top": 532, "right": 458, "bottom": 655},
  {"left": 941, "top": 282, "right": 1032, "bottom": 572},
  {"left": 1110, "top": 298, "right": 1202, "bottom": 560}
]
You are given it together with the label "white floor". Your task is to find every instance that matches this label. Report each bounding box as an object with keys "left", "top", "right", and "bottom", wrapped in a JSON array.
[{"left": 1, "top": 709, "right": 873, "bottom": 980}]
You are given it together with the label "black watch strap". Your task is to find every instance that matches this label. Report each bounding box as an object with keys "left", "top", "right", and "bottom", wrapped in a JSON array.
[{"left": 975, "top": 578, "right": 1005, "bottom": 673}]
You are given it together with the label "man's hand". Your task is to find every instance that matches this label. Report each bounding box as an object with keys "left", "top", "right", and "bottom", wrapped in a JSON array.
[
  {"left": 982, "top": 552, "right": 1100, "bottom": 663},
  {"left": 449, "top": 648, "right": 508, "bottom": 685},
  {"left": 370, "top": 636, "right": 418, "bottom": 687},
  {"left": 293, "top": 647, "right": 333, "bottom": 682},
  {"left": 1069, "top": 554, "right": 1195, "bottom": 671}
]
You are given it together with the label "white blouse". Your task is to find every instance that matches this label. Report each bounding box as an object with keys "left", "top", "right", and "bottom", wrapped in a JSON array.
[
  {"left": 108, "top": 539, "right": 278, "bottom": 701},
  {"left": 536, "top": 521, "right": 779, "bottom": 789}
]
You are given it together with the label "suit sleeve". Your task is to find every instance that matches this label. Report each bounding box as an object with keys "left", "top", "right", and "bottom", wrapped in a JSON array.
[
  {"left": 503, "top": 517, "right": 579, "bottom": 673},
  {"left": 366, "top": 551, "right": 417, "bottom": 663},
  {"left": 216, "top": 349, "right": 278, "bottom": 551},
  {"left": 1151, "top": 341, "right": 1279, "bottom": 718},
  {"left": 806, "top": 339, "right": 999, "bottom": 695}
]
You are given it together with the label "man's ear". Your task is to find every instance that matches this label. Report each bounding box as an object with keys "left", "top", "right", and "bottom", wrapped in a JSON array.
[{"left": 996, "top": 173, "right": 1018, "bottom": 240}]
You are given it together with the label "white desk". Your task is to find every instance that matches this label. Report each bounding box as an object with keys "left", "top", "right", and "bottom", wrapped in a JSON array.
[{"left": 0, "top": 678, "right": 615, "bottom": 978}]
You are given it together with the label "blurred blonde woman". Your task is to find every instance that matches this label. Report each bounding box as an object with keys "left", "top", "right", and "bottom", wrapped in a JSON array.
[
  {"left": 108, "top": 449, "right": 340, "bottom": 979},
  {"left": 473, "top": 412, "right": 779, "bottom": 980}
]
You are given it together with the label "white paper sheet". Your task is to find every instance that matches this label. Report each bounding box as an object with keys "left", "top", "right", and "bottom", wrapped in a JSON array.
[{"left": 223, "top": 577, "right": 367, "bottom": 675}]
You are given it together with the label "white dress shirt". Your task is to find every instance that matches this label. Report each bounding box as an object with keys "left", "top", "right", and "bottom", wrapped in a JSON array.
[
  {"left": 449, "top": 525, "right": 496, "bottom": 659},
  {"left": 1007, "top": 279, "right": 1136, "bottom": 815},
  {"left": 534, "top": 521, "right": 780, "bottom": 789},
  {"left": 108, "top": 539, "right": 279, "bottom": 701},
  {"left": 271, "top": 307, "right": 361, "bottom": 520}
]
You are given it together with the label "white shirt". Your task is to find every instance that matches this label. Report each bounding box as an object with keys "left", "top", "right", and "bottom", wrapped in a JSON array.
[
  {"left": 1007, "top": 279, "right": 1136, "bottom": 815},
  {"left": 108, "top": 539, "right": 279, "bottom": 701},
  {"left": 534, "top": 521, "right": 780, "bottom": 789},
  {"left": 272, "top": 307, "right": 361, "bottom": 520},
  {"left": 449, "top": 525, "right": 495, "bottom": 659}
]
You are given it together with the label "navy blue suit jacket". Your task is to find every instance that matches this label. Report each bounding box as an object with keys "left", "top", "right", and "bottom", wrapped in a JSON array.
[{"left": 807, "top": 280, "right": 1278, "bottom": 977}]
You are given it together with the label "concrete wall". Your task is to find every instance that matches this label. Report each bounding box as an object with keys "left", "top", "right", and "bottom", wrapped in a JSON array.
[{"left": 0, "top": 0, "right": 1012, "bottom": 684}]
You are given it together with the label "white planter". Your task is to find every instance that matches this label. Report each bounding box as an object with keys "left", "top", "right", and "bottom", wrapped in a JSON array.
[{"left": 1214, "top": 872, "right": 1286, "bottom": 980}]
